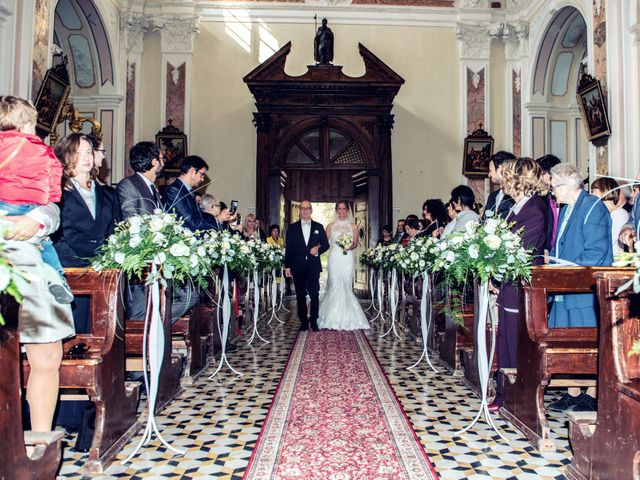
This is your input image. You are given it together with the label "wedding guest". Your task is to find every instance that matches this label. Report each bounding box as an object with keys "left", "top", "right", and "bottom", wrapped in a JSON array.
[
  {"left": 488, "top": 157, "right": 548, "bottom": 412},
  {"left": 422, "top": 199, "right": 449, "bottom": 237},
  {"left": 591, "top": 177, "right": 628, "bottom": 257},
  {"left": 200, "top": 194, "right": 223, "bottom": 231},
  {"left": 536, "top": 154, "right": 562, "bottom": 252},
  {"left": 377, "top": 225, "right": 393, "bottom": 246},
  {"left": 441, "top": 201, "right": 458, "bottom": 237},
  {"left": 86, "top": 133, "right": 108, "bottom": 186},
  {"left": 215, "top": 201, "right": 241, "bottom": 233},
  {"left": 618, "top": 183, "right": 633, "bottom": 213},
  {"left": 449, "top": 185, "right": 479, "bottom": 233},
  {"left": 619, "top": 175, "right": 640, "bottom": 249},
  {"left": 483, "top": 151, "right": 516, "bottom": 220},
  {"left": 52, "top": 133, "right": 121, "bottom": 330},
  {"left": 547, "top": 163, "right": 612, "bottom": 412},
  {"left": 267, "top": 224, "right": 284, "bottom": 247},
  {"left": 255, "top": 218, "right": 268, "bottom": 241},
  {"left": 393, "top": 218, "right": 406, "bottom": 244},
  {"left": 404, "top": 217, "right": 421, "bottom": 241},
  {"left": 163, "top": 155, "right": 210, "bottom": 233},
  {"left": 243, "top": 213, "right": 264, "bottom": 241}
]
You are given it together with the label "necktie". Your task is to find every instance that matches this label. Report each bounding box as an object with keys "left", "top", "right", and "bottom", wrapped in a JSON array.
[{"left": 150, "top": 184, "right": 159, "bottom": 205}]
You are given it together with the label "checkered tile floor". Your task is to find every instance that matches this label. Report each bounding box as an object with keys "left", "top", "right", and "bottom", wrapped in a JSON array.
[{"left": 57, "top": 300, "right": 572, "bottom": 479}]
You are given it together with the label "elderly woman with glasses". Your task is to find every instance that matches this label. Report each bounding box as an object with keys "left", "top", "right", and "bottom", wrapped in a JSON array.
[{"left": 548, "top": 163, "right": 612, "bottom": 328}]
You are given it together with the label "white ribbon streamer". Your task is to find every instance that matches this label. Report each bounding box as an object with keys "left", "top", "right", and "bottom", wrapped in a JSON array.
[
  {"left": 247, "top": 270, "right": 268, "bottom": 345},
  {"left": 365, "top": 267, "right": 377, "bottom": 313},
  {"left": 268, "top": 272, "right": 284, "bottom": 324},
  {"left": 122, "top": 263, "right": 185, "bottom": 464},
  {"left": 381, "top": 268, "right": 401, "bottom": 339},
  {"left": 408, "top": 272, "right": 438, "bottom": 372},
  {"left": 278, "top": 267, "right": 289, "bottom": 312},
  {"left": 456, "top": 281, "right": 507, "bottom": 440},
  {"left": 209, "top": 264, "right": 243, "bottom": 378}
]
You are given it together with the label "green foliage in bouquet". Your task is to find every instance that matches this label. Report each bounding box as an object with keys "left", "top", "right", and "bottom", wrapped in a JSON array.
[
  {"left": 199, "top": 230, "right": 257, "bottom": 274},
  {"left": 250, "top": 240, "right": 284, "bottom": 272},
  {"left": 92, "top": 210, "right": 211, "bottom": 286},
  {"left": 434, "top": 218, "right": 533, "bottom": 286},
  {"left": 361, "top": 244, "right": 385, "bottom": 270}
]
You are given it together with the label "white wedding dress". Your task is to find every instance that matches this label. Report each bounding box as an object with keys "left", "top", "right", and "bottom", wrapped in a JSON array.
[{"left": 317, "top": 219, "right": 370, "bottom": 330}]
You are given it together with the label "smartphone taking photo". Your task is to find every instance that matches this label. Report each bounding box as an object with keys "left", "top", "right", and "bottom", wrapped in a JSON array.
[{"left": 230, "top": 199, "right": 238, "bottom": 214}]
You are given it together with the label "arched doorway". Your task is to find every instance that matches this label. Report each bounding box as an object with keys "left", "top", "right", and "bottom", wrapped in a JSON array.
[
  {"left": 528, "top": 5, "right": 589, "bottom": 176},
  {"left": 52, "top": 0, "right": 122, "bottom": 183},
  {"left": 245, "top": 42, "right": 403, "bottom": 292}
]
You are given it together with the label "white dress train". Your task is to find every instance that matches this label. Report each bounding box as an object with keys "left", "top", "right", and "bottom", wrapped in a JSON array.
[{"left": 317, "top": 220, "right": 370, "bottom": 330}]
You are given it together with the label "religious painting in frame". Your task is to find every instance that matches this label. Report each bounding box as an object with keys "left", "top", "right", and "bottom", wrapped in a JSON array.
[
  {"left": 462, "top": 126, "right": 494, "bottom": 177},
  {"left": 34, "top": 69, "right": 71, "bottom": 135},
  {"left": 155, "top": 120, "right": 188, "bottom": 175},
  {"left": 576, "top": 75, "right": 611, "bottom": 142}
]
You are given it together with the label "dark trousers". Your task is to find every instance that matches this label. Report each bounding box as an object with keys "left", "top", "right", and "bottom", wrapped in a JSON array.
[
  {"left": 293, "top": 268, "right": 320, "bottom": 328},
  {"left": 127, "top": 282, "right": 199, "bottom": 324},
  {"left": 494, "top": 282, "right": 519, "bottom": 406}
]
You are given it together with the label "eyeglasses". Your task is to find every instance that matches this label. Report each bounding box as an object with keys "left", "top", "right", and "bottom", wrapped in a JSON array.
[
  {"left": 551, "top": 182, "right": 567, "bottom": 190},
  {"left": 300, "top": 207, "right": 312, "bottom": 211},
  {"left": 94, "top": 149, "right": 107, "bottom": 153}
]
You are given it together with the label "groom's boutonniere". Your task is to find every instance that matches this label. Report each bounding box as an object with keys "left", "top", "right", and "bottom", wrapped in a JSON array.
[{"left": 313, "top": 229, "right": 319, "bottom": 234}]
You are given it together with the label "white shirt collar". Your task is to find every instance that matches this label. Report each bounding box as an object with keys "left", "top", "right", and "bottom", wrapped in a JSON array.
[{"left": 511, "top": 195, "right": 531, "bottom": 216}]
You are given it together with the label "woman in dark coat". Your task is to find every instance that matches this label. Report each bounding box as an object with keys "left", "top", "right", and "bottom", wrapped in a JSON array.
[
  {"left": 52, "top": 133, "right": 121, "bottom": 330},
  {"left": 489, "top": 157, "right": 548, "bottom": 410}
]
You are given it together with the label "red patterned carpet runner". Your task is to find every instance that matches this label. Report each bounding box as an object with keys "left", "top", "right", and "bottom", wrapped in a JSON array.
[{"left": 244, "top": 330, "right": 439, "bottom": 479}]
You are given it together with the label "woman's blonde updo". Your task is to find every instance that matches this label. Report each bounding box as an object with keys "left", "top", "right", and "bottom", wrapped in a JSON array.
[{"left": 502, "top": 157, "right": 547, "bottom": 198}]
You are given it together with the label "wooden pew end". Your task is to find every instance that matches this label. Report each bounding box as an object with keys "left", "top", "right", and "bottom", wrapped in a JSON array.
[{"left": 500, "top": 368, "right": 517, "bottom": 384}]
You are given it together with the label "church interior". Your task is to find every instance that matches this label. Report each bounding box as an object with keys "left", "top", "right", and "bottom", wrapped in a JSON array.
[{"left": 1, "top": 0, "right": 640, "bottom": 479}]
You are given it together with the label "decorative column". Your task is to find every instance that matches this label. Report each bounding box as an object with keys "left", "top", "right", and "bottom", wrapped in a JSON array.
[
  {"left": 377, "top": 114, "right": 395, "bottom": 239},
  {"left": 121, "top": 11, "right": 148, "bottom": 176},
  {"left": 253, "top": 112, "right": 272, "bottom": 225},
  {"left": 502, "top": 21, "right": 528, "bottom": 157},
  {"left": 457, "top": 21, "right": 492, "bottom": 204},
  {"left": 156, "top": 15, "right": 199, "bottom": 136}
]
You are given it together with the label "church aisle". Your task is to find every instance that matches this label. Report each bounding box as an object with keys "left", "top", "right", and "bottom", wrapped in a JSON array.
[{"left": 58, "top": 302, "right": 570, "bottom": 479}]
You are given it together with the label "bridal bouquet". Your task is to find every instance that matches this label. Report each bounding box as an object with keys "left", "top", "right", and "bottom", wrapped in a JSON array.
[
  {"left": 335, "top": 232, "right": 353, "bottom": 255},
  {"left": 93, "top": 210, "right": 210, "bottom": 286},
  {"left": 435, "top": 218, "right": 533, "bottom": 285},
  {"left": 0, "top": 214, "right": 28, "bottom": 326}
]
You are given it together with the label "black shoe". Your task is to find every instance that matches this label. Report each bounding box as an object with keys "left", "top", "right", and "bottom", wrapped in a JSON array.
[
  {"left": 548, "top": 393, "right": 578, "bottom": 411},
  {"left": 299, "top": 325, "right": 309, "bottom": 331},
  {"left": 225, "top": 342, "right": 238, "bottom": 352},
  {"left": 310, "top": 323, "right": 319, "bottom": 332},
  {"left": 569, "top": 393, "right": 596, "bottom": 412}
]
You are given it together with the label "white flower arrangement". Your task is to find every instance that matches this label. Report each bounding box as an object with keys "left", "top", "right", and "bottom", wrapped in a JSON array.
[
  {"left": 611, "top": 249, "right": 640, "bottom": 356},
  {"left": 199, "top": 230, "right": 257, "bottom": 274},
  {"left": 394, "top": 236, "right": 440, "bottom": 277},
  {"left": 0, "top": 214, "right": 28, "bottom": 326},
  {"left": 434, "top": 218, "right": 532, "bottom": 285},
  {"left": 335, "top": 232, "right": 353, "bottom": 255},
  {"left": 93, "top": 210, "right": 210, "bottom": 286},
  {"left": 249, "top": 239, "right": 284, "bottom": 272}
]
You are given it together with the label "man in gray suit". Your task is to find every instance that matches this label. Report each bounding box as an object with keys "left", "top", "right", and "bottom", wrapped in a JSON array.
[{"left": 117, "top": 142, "right": 197, "bottom": 322}]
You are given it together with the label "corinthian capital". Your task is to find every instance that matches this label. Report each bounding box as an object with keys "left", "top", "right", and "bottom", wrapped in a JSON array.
[
  {"left": 456, "top": 24, "right": 491, "bottom": 59},
  {"left": 503, "top": 21, "right": 529, "bottom": 60},
  {"left": 156, "top": 15, "right": 200, "bottom": 54},
  {"left": 120, "top": 12, "right": 149, "bottom": 54}
]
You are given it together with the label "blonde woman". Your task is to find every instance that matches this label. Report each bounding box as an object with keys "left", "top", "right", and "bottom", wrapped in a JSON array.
[{"left": 489, "top": 157, "right": 548, "bottom": 412}]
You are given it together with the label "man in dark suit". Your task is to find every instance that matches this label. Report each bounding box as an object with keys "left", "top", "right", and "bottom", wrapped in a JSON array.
[
  {"left": 163, "top": 155, "right": 216, "bottom": 233},
  {"left": 116, "top": 142, "right": 196, "bottom": 323},
  {"left": 116, "top": 141, "right": 164, "bottom": 217},
  {"left": 284, "top": 200, "right": 330, "bottom": 331},
  {"left": 482, "top": 150, "right": 516, "bottom": 220}
]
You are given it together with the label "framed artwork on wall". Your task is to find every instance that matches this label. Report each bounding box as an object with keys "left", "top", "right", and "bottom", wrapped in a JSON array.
[
  {"left": 462, "top": 126, "right": 494, "bottom": 177},
  {"left": 155, "top": 120, "right": 188, "bottom": 179},
  {"left": 576, "top": 72, "right": 611, "bottom": 143},
  {"left": 34, "top": 69, "right": 71, "bottom": 135}
]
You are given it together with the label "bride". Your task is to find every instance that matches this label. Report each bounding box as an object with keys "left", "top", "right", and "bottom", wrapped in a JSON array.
[{"left": 318, "top": 200, "right": 370, "bottom": 330}]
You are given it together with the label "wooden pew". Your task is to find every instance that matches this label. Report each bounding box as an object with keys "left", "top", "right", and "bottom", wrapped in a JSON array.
[
  {"left": 1, "top": 297, "right": 64, "bottom": 480},
  {"left": 501, "top": 266, "right": 627, "bottom": 452},
  {"left": 398, "top": 275, "right": 422, "bottom": 339},
  {"left": 438, "top": 287, "right": 474, "bottom": 374},
  {"left": 172, "top": 305, "right": 205, "bottom": 385},
  {"left": 429, "top": 281, "right": 446, "bottom": 353},
  {"left": 565, "top": 271, "right": 640, "bottom": 480},
  {"left": 125, "top": 279, "right": 182, "bottom": 413},
  {"left": 21, "top": 269, "right": 140, "bottom": 474}
]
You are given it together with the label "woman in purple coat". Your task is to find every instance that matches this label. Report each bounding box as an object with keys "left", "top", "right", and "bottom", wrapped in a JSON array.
[{"left": 489, "top": 158, "right": 548, "bottom": 411}]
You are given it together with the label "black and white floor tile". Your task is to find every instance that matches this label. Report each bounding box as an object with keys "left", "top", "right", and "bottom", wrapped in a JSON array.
[{"left": 57, "top": 301, "right": 572, "bottom": 479}]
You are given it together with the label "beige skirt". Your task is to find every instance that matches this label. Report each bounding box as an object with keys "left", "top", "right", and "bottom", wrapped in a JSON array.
[{"left": 5, "top": 241, "right": 75, "bottom": 344}]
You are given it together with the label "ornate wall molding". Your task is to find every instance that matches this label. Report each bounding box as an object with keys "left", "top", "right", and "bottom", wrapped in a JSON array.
[
  {"left": 120, "top": 12, "right": 149, "bottom": 55},
  {"left": 156, "top": 15, "right": 200, "bottom": 54},
  {"left": 456, "top": 23, "right": 491, "bottom": 59},
  {"left": 456, "top": 0, "right": 489, "bottom": 8}
]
